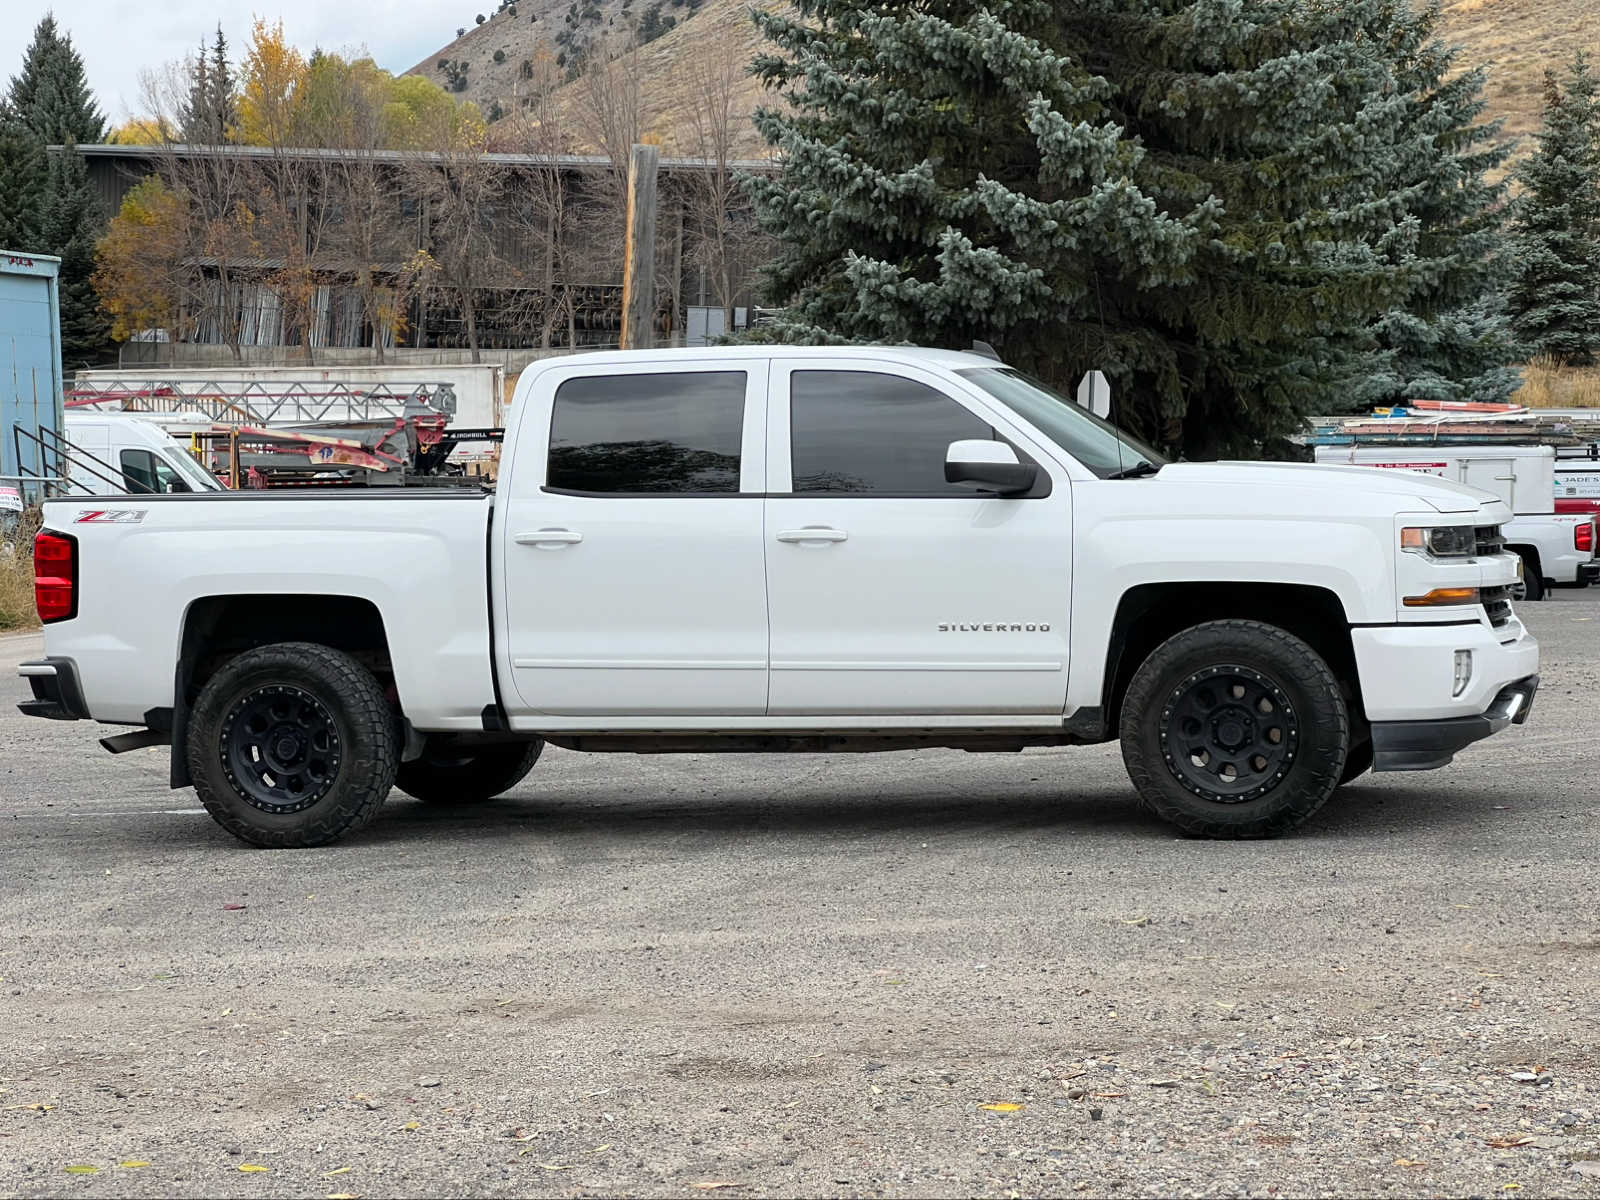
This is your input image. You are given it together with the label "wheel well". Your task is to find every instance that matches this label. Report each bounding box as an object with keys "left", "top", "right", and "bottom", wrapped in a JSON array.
[
  {"left": 1506, "top": 543, "right": 1543, "bottom": 579},
  {"left": 1103, "top": 583, "right": 1363, "bottom": 728},
  {"left": 180, "top": 594, "right": 393, "bottom": 696},
  {"left": 168, "top": 595, "right": 394, "bottom": 790}
]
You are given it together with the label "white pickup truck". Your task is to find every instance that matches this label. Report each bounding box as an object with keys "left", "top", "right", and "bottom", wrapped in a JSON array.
[
  {"left": 1313, "top": 443, "right": 1599, "bottom": 602},
  {"left": 19, "top": 347, "right": 1539, "bottom": 848}
]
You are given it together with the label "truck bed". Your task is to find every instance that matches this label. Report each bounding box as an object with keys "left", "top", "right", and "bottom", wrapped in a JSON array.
[{"left": 40, "top": 489, "right": 498, "bottom": 730}]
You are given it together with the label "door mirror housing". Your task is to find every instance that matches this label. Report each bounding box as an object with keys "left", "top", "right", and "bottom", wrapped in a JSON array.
[{"left": 944, "top": 439, "right": 1037, "bottom": 495}]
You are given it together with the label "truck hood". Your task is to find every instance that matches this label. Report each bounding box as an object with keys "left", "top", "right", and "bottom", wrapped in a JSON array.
[{"left": 1152, "top": 460, "right": 1488, "bottom": 514}]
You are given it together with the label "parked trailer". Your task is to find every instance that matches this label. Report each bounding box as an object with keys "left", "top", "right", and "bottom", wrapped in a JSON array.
[
  {"left": 73, "top": 364, "right": 505, "bottom": 461},
  {"left": 64, "top": 377, "right": 460, "bottom": 486}
]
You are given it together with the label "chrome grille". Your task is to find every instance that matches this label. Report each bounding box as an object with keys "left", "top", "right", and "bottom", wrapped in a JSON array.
[
  {"left": 1476, "top": 525, "right": 1506, "bottom": 557},
  {"left": 1482, "top": 583, "right": 1513, "bottom": 629}
]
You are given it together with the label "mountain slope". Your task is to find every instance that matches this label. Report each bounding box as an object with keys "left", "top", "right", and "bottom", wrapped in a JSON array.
[{"left": 400, "top": 0, "right": 1597, "bottom": 159}]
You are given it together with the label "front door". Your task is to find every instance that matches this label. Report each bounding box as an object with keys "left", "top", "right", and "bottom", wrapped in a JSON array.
[
  {"left": 763, "top": 360, "right": 1073, "bottom": 716},
  {"left": 499, "top": 360, "right": 770, "bottom": 718}
]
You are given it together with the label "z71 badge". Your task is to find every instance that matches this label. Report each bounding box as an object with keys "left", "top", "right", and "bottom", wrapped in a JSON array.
[{"left": 74, "top": 509, "right": 147, "bottom": 524}]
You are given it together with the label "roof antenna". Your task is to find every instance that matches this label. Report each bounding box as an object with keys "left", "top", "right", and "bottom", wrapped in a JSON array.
[{"left": 970, "top": 339, "right": 1002, "bottom": 362}]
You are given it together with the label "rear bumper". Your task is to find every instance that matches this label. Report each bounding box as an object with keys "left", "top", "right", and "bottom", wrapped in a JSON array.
[
  {"left": 16, "top": 657, "right": 89, "bottom": 721},
  {"left": 1371, "top": 674, "right": 1538, "bottom": 771},
  {"left": 1579, "top": 563, "right": 1600, "bottom": 586}
]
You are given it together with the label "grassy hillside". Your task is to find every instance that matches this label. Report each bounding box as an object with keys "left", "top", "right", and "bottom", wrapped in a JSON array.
[
  {"left": 1438, "top": 0, "right": 1600, "bottom": 150},
  {"left": 402, "top": 0, "right": 1596, "bottom": 158}
]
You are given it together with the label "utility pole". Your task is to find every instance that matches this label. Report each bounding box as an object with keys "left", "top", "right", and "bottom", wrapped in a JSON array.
[{"left": 620, "top": 143, "right": 660, "bottom": 350}]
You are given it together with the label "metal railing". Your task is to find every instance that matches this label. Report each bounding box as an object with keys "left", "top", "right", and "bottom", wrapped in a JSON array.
[{"left": 11, "top": 425, "right": 152, "bottom": 497}]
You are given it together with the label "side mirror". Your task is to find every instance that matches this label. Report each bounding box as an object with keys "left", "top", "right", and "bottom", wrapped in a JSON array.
[{"left": 944, "top": 439, "right": 1037, "bottom": 495}]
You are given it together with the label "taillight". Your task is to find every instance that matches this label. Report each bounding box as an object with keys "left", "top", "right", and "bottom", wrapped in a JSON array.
[
  {"left": 1578, "top": 520, "right": 1596, "bottom": 554},
  {"left": 33, "top": 532, "right": 77, "bottom": 623}
]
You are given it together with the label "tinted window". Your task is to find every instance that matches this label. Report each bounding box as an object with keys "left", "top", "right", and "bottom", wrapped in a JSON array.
[
  {"left": 547, "top": 372, "right": 746, "bottom": 494},
  {"left": 790, "top": 371, "right": 996, "bottom": 495},
  {"left": 120, "top": 448, "right": 191, "bottom": 494}
]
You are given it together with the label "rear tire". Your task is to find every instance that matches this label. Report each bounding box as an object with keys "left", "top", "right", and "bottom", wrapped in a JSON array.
[
  {"left": 1120, "top": 620, "right": 1348, "bottom": 838},
  {"left": 395, "top": 740, "right": 543, "bottom": 805},
  {"left": 187, "top": 642, "right": 398, "bottom": 848}
]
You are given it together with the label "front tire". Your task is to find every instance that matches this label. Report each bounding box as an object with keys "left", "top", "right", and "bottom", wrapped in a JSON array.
[
  {"left": 395, "top": 740, "right": 543, "bottom": 805},
  {"left": 187, "top": 642, "right": 399, "bottom": 848},
  {"left": 1512, "top": 552, "right": 1544, "bottom": 602},
  {"left": 1120, "top": 620, "right": 1349, "bottom": 838}
]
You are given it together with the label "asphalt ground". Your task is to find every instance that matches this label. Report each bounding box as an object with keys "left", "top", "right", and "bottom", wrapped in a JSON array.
[{"left": 1, "top": 600, "right": 1598, "bottom": 1199}]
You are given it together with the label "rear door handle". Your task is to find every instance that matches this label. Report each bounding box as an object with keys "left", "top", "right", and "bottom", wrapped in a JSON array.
[
  {"left": 776, "top": 526, "right": 848, "bottom": 544},
  {"left": 515, "top": 528, "right": 584, "bottom": 548}
]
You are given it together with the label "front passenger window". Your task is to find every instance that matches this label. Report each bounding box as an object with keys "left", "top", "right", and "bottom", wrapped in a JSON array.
[{"left": 790, "top": 370, "right": 999, "bottom": 495}]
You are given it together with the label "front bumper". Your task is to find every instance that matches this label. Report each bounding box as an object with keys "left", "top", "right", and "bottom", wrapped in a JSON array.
[
  {"left": 1371, "top": 675, "right": 1538, "bottom": 771},
  {"left": 17, "top": 657, "right": 89, "bottom": 721}
]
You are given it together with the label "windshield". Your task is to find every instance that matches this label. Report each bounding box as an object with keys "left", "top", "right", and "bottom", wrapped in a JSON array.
[
  {"left": 958, "top": 367, "right": 1167, "bottom": 480},
  {"left": 163, "top": 444, "right": 223, "bottom": 491}
]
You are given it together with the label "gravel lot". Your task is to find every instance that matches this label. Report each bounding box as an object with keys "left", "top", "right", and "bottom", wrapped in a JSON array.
[{"left": 2, "top": 601, "right": 1598, "bottom": 1199}]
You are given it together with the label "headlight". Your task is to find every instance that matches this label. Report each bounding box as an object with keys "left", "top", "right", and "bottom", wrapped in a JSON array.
[{"left": 1401, "top": 525, "right": 1475, "bottom": 558}]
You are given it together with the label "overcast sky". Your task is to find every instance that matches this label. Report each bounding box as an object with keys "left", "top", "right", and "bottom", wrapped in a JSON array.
[{"left": 1, "top": 2, "right": 469, "bottom": 127}]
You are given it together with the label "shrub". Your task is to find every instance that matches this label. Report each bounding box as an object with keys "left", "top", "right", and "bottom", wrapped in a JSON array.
[{"left": 0, "top": 508, "right": 41, "bottom": 633}]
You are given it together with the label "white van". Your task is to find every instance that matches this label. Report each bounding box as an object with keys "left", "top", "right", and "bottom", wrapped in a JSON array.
[{"left": 63, "top": 413, "right": 223, "bottom": 495}]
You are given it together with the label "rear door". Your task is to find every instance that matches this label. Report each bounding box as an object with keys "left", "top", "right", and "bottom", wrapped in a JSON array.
[
  {"left": 1462, "top": 457, "right": 1517, "bottom": 508},
  {"left": 499, "top": 359, "right": 770, "bottom": 718},
  {"left": 763, "top": 360, "right": 1073, "bottom": 716}
]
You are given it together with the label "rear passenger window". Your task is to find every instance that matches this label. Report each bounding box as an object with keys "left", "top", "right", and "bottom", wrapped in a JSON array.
[
  {"left": 790, "top": 370, "right": 997, "bottom": 495},
  {"left": 547, "top": 372, "right": 746, "bottom": 494}
]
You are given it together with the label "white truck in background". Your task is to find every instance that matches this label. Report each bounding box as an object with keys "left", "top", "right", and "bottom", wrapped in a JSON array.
[
  {"left": 20, "top": 347, "right": 1538, "bottom": 849},
  {"left": 1312, "top": 443, "right": 1599, "bottom": 601}
]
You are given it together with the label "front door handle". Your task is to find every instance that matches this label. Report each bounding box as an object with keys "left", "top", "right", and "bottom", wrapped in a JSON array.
[
  {"left": 776, "top": 526, "right": 848, "bottom": 544},
  {"left": 515, "top": 528, "right": 584, "bottom": 548}
]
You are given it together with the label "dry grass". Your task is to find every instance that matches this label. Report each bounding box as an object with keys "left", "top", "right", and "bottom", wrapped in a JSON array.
[
  {"left": 0, "top": 508, "right": 41, "bottom": 633},
  {"left": 1514, "top": 355, "right": 1600, "bottom": 408}
]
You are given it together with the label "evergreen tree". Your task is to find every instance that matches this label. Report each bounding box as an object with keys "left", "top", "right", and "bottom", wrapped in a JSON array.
[
  {"left": 182, "top": 28, "right": 238, "bottom": 143},
  {"left": 749, "top": 0, "right": 1480, "bottom": 456},
  {"left": 43, "top": 143, "right": 112, "bottom": 366},
  {"left": 1357, "top": 4, "right": 1521, "bottom": 407},
  {"left": 7, "top": 14, "right": 105, "bottom": 144},
  {"left": 183, "top": 38, "right": 213, "bottom": 140},
  {"left": 1507, "top": 54, "right": 1600, "bottom": 366},
  {"left": 0, "top": 102, "right": 48, "bottom": 250},
  {"left": 209, "top": 27, "right": 238, "bottom": 140},
  {"left": 7, "top": 17, "right": 111, "bottom": 362},
  {"left": 746, "top": 0, "right": 1214, "bottom": 432}
]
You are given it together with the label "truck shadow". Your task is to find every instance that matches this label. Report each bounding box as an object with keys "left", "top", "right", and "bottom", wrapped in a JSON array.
[{"left": 347, "top": 777, "right": 1495, "bottom": 847}]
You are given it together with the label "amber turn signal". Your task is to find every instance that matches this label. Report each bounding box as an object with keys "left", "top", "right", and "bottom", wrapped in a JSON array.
[{"left": 1403, "top": 586, "right": 1481, "bottom": 608}]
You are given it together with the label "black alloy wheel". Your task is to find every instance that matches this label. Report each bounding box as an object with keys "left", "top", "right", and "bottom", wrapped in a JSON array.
[
  {"left": 1160, "top": 664, "right": 1298, "bottom": 803},
  {"left": 220, "top": 683, "right": 343, "bottom": 815}
]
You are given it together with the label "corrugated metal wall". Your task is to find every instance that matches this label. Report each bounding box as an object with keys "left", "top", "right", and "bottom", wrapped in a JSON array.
[{"left": 0, "top": 253, "right": 64, "bottom": 500}]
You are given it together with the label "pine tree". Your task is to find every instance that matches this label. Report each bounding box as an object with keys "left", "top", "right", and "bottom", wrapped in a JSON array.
[
  {"left": 7, "top": 15, "right": 105, "bottom": 144},
  {"left": 182, "top": 28, "right": 237, "bottom": 143},
  {"left": 44, "top": 143, "right": 112, "bottom": 366},
  {"left": 1508, "top": 54, "right": 1600, "bottom": 366},
  {"left": 749, "top": 0, "right": 1480, "bottom": 456},
  {"left": 0, "top": 102, "right": 48, "bottom": 250},
  {"left": 7, "top": 17, "right": 111, "bottom": 362},
  {"left": 183, "top": 39, "right": 214, "bottom": 140},
  {"left": 209, "top": 27, "right": 238, "bottom": 140},
  {"left": 746, "top": 0, "right": 1214, "bottom": 414},
  {"left": 1357, "top": 4, "right": 1522, "bottom": 408}
]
